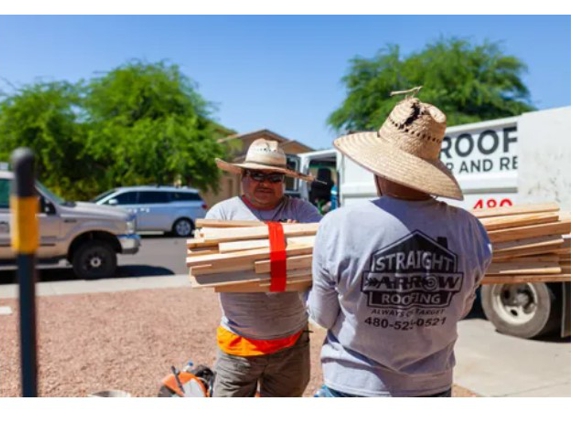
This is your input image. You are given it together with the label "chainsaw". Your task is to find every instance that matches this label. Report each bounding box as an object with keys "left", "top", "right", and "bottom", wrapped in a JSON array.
[
  {"left": 158, "top": 361, "right": 215, "bottom": 397},
  {"left": 158, "top": 360, "right": 263, "bottom": 397}
]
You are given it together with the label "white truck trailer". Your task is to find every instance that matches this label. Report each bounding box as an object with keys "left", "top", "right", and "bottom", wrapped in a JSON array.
[{"left": 293, "top": 106, "right": 571, "bottom": 339}]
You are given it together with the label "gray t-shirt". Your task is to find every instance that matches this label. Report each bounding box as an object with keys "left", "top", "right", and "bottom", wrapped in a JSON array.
[
  {"left": 307, "top": 196, "right": 492, "bottom": 396},
  {"left": 206, "top": 195, "right": 322, "bottom": 340}
]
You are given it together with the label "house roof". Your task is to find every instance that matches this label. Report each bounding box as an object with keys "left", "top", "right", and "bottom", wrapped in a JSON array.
[{"left": 218, "top": 128, "right": 314, "bottom": 151}]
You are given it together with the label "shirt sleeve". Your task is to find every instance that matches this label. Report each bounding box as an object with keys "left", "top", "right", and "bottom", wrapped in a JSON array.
[
  {"left": 295, "top": 198, "right": 323, "bottom": 223},
  {"left": 306, "top": 215, "right": 341, "bottom": 329},
  {"left": 205, "top": 202, "right": 225, "bottom": 220}
]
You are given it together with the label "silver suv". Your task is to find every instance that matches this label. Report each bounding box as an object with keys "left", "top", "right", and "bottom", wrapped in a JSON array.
[
  {"left": 0, "top": 170, "right": 140, "bottom": 280},
  {"left": 91, "top": 185, "right": 207, "bottom": 237}
]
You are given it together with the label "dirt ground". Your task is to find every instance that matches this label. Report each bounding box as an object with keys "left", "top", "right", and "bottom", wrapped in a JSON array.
[{"left": 0, "top": 286, "right": 477, "bottom": 397}]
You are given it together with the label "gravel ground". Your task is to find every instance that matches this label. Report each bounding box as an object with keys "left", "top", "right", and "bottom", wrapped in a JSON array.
[{"left": 0, "top": 286, "right": 477, "bottom": 397}]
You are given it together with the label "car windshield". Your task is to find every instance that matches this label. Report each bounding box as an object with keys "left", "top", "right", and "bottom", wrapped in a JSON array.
[
  {"left": 91, "top": 189, "right": 117, "bottom": 203},
  {"left": 36, "top": 180, "right": 67, "bottom": 206}
]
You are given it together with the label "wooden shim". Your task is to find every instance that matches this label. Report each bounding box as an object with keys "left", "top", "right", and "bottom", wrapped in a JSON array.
[
  {"left": 480, "top": 212, "right": 560, "bottom": 231},
  {"left": 493, "top": 235, "right": 563, "bottom": 253},
  {"left": 254, "top": 254, "right": 313, "bottom": 274},
  {"left": 214, "top": 279, "right": 311, "bottom": 293},
  {"left": 259, "top": 277, "right": 312, "bottom": 288},
  {"left": 190, "top": 273, "right": 256, "bottom": 288},
  {"left": 187, "top": 247, "right": 220, "bottom": 256},
  {"left": 556, "top": 238, "right": 571, "bottom": 254},
  {"left": 199, "top": 223, "right": 319, "bottom": 242},
  {"left": 481, "top": 274, "right": 571, "bottom": 285},
  {"left": 191, "top": 268, "right": 313, "bottom": 287},
  {"left": 486, "top": 262, "right": 562, "bottom": 275},
  {"left": 556, "top": 248, "right": 571, "bottom": 256},
  {"left": 186, "top": 238, "right": 222, "bottom": 249},
  {"left": 186, "top": 244, "right": 313, "bottom": 267},
  {"left": 188, "top": 264, "right": 213, "bottom": 275},
  {"left": 472, "top": 202, "right": 560, "bottom": 219},
  {"left": 487, "top": 218, "right": 571, "bottom": 244},
  {"left": 218, "top": 235, "right": 315, "bottom": 254},
  {"left": 494, "top": 246, "right": 565, "bottom": 259},
  {"left": 195, "top": 219, "right": 265, "bottom": 228},
  {"left": 190, "top": 262, "right": 254, "bottom": 276},
  {"left": 492, "top": 254, "right": 560, "bottom": 263}
]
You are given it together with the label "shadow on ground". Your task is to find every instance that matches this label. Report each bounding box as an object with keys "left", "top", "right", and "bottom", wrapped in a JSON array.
[{"left": 0, "top": 265, "right": 174, "bottom": 284}]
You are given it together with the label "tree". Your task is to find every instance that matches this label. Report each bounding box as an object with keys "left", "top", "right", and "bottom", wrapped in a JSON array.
[
  {"left": 0, "top": 81, "right": 97, "bottom": 198},
  {"left": 0, "top": 61, "right": 232, "bottom": 200},
  {"left": 328, "top": 37, "right": 536, "bottom": 134},
  {"left": 83, "top": 60, "right": 228, "bottom": 194}
]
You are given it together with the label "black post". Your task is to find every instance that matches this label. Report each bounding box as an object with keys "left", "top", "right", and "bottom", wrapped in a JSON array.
[{"left": 10, "top": 147, "right": 39, "bottom": 397}]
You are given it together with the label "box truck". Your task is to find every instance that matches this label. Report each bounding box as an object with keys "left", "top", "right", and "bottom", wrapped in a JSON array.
[{"left": 293, "top": 106, "right": 571, "bottom": 339}]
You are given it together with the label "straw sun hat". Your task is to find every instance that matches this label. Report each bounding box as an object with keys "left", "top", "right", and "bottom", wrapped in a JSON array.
[
  {"left": 215, "top": 139, "right": 315, "bottom": 182},
  {"left": 333, "top": 88, "right": 463, "bottom": 200}
]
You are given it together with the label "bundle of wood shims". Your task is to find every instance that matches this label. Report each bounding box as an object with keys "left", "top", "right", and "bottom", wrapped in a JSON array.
[
  {"left": 472, "top": 202, "right": 571, "bottom": 285},
  {"left": 187, "top": 202, "right": 571, "bottom": 292},
  {"left": 187, "top": 219, "right": 317, "bottom": 293}
]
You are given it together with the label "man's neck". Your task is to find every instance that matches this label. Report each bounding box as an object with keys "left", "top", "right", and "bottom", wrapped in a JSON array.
[
  {"left": 241, "top": 195, "right": 284, "bottom": 210},
  {"left": 376, "top": 177, "right": 431, "bottom": 201},
  {"left": 384, "top": 191, "right": 431, "bottom": 201}
]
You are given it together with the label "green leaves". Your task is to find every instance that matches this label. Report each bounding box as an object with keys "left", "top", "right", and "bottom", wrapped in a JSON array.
[
  {"left": 0, "top": 61, "right": 231, "bottom": 200},
  {"left": 328, "top": 37, "right": 536, "bottom": 134}
]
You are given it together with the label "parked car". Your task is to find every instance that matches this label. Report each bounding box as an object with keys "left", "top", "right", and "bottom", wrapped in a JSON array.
[
  {"left": 91, "top": 185, "right": 208, "bottom": 237},
  {"left": 0, "top": 170, "right": 140, "bottom": 280}
]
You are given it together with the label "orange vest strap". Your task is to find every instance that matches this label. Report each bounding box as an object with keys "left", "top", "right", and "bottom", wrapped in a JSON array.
[{"left": 217, "top": 326, "right": 302, "bottom": 356}]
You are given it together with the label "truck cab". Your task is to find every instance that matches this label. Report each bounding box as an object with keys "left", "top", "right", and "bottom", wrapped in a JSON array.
[
  {"left": 294, "top": 106, "right": 571, "bottom": 339},
  {"left": 0, "top": 170, "right": 141, "bottom": 279}
]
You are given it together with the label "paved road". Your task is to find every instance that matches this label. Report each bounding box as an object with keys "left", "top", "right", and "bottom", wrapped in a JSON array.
[{"left": 0, "top": 234, "right": 188, "bottom": 284}]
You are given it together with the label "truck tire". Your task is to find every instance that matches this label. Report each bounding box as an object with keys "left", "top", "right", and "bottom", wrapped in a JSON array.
[
  {"left": 481, "top": 282, "right": 561, "bottom": 339},
  {"left": 71, "top": 240, "right": 117, "bottom": 280},
  {"left": 171, "top": 218, "right": 194, "bottom": 237}
]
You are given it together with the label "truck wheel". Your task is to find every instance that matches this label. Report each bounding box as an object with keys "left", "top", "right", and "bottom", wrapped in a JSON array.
[
  {"left": 72, "top": 240, "right": 117, "bottom": 280},
  {"left": 171, "top": 218, "right": 194, "bottom": 237},
  {"left": 481, "top": 282, "right": 561, "bottom": 339}
]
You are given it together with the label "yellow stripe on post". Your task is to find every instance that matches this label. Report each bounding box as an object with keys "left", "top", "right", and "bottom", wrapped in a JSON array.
[{"left": 10, "top": 196, "right": 39, "bottom": 254}]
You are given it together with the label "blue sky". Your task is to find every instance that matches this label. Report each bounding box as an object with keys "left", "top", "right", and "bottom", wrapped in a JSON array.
[{"left": 0, "top": 13, "right": 570, "bottom": 150}]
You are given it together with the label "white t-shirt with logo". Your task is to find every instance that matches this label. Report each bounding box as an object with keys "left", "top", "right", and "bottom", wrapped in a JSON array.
[{"left": 307, "top": 196, "right": 492, "bottom": 396}]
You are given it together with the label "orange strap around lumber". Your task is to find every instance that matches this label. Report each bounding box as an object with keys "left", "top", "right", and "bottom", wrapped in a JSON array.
[{"left": 267, "top": 222, "right": 287, "bottom": 292}]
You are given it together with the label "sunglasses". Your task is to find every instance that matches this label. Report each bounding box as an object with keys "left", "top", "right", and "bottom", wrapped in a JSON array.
[{"left": 245, "top": 170, "right": 285, "bottom": 183}]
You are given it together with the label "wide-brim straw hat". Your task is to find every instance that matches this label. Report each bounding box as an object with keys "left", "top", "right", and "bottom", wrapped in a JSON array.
[
  {"left": 216, "top": 138, "right": 315, "bottom": 182},
  {"left": 333, "top": 95, "right": 463, "bottom": 200}
]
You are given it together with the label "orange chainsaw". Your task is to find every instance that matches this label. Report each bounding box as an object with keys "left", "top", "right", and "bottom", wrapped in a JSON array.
[{"left": 158, "top": 361, "right": 214, "bottom": 397}]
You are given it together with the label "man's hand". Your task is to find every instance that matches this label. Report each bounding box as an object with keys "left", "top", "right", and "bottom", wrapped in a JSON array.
[{"left": 284, "top": 219, "right": 297, "bottom": 224}]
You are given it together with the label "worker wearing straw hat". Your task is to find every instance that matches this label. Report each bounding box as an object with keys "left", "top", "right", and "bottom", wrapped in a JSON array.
[
  {"left": 307, "top": 88, "right": 492, "bottom": 397},
  {"left": 206, "top": 139, "right": 322, "bottom": 397}
]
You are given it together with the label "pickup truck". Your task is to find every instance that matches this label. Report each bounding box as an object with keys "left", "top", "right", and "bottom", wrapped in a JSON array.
[{"left": 0, "top": 170, "right": 141, "bottom": 279}]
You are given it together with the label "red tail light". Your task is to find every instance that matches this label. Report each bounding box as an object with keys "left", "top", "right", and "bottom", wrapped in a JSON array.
[{"left": 202, "top": 203, "right": 208, "bottom": 210}]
